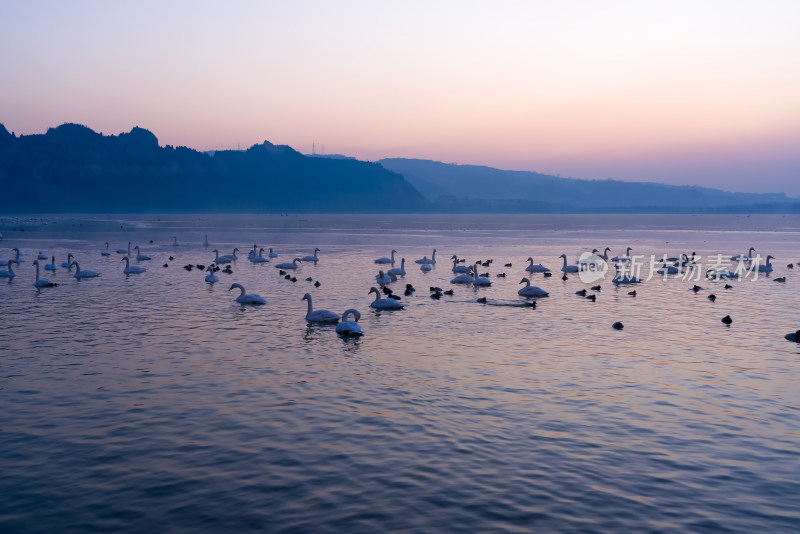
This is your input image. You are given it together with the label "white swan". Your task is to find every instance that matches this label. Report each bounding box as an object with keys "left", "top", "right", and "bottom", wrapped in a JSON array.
[
  {"left": 302, "top": 293, "right": 340, "bottom": 323},
  {"left": 101, "top": 242, "right": 111, "bottom": 256},
  {"left": 213, "top": 248, "right": 238, "bottom": 264},
  {"left": 248, "top": 244, "right": 258, "bottom": 259},
  {"left": 275, "top": 258, "right": 302, "bottom": 270},
  {"left": 336, "top": 309, "right": 363, "bottom": 336},
  {"left": 754, "top": 255, "right": 774, "bottom": 273},
  {"left": 37, "top": 251, "right": 48, "bottom": 260},
  {"left": 229, "top": 283, "right": 266, "bottom": 305},
  {"left": 122, "top": 256, "right": 147, "bottom": 274},
  {"left": 375, "top": 249, "right": 397, "bottom": 264},
  {"left": 612, "top": 266, "right": 641, "bottom": 285},
  {"left": 420, "top": 262, "right": 432, "bottom": 272},
  {"left": 250, "top": 248, "right": 269, "bottom": 263},
  {"left": 611, "top": 247, "right": 632, "bottom": 262},
  {"left": 172, "top": 236, "right": 180, "bottom": 247},
  {"left": 71, "top": 260, "right": 100, "bottom": 279},
  {"left": 656, "top": 262, "right": 680, "bottom": 275},
  {"left": 268, "top": 247, "right": 278, "bottom": 258},
  {"left": 61, "top": 253, "right": 74, "bottom": 268},
  {"left": 376, "top": 270, "right": 397, "bottom": 284},
  {"left": 525, "top": 257, "right": 550, "bottom": 273},
  {"left": 32, "top": 260, "right": 57, "bottom": 287},
  {"left": 451, "top": 270, "right": 474, "bottom": 284},
  {"left": 44, "top": 256, "right": 57, "bottom": 271},
  {"left": 415, "top": 249, "right": 436, "bottom": 264},
  {"left": 0, "top": 260, "right": 16, "bottom": 278},
  {"left": 472, "top": 263, "right": 491, "bottom": 286},
  {"left": 369, "top": 286, "right": 406, "bottom": 309},
  {"left": 388, "top": 258, "right": 406, "bottom": 276},
  {"left": 116, "top": 242, "right": 131, "bottom": 254},
  {"left": 133, "top": 246, "right": 151, "bottom": 261},
  {"left": 452, "top": 256, "right": 470, "bottom": 273},
  {"left": 0, "top": 248, "right": 21, "bottom": 267},
  {"left": 301, "top": 248, "right": 320, "bottom": 263},
  {"left": 203, "top": 234, "right": 210, "bottom": 247},
  {"left": 560, "top": 254, "right": 579, "bottom": 273},
  {"left": 205, "top": 267, "right": 218, "bottom": 284},
  {"left": 731, "top": 247, "right": 755, "bottom": 262},
  {"left": 518, "top": 277, "right": 549, "bottom": 297}
]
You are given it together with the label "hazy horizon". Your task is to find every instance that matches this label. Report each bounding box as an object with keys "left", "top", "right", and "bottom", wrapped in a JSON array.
[{"left": 2, "top": 1, "right": 798, "bottom": 196}]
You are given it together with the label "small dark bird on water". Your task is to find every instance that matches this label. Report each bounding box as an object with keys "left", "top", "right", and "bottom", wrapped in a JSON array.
[
  {"left": 785, "top": 330, "right": 799, "bottom": 342},
  {"left": 284, "top": 274, "right": 291, "bottom": 280},
  {"left": 529, "top": 301, "right": 537, "bottom": 309},
  {"left": 591, "top": 285, "right": 601, "bottom": 291},
  {"left": 504, "top": 263, "right": 512, "bottom": 267},
  {"left": 169, "top": 256, "right": 174, "bottom": 261},
  {"left": 628, "top": 290, "right": 637, "bottom": 297},
  {"left": 480, "top": 272, "right": 489, "bottom": 278},
  {"left": 721, "top": 315, "right": 733, "bottom": 325},
  {"left": 692, "top": 285, "right": 702, "bottom": 292},
  {"left": 444, "top": 289, "right": 454, "bottom": 295},
  {"left": 196, "top": 264, "right": 205, "bottom": 270},
  {"left": 223, "top": 266, "right": 233, "bottom": 274},
  {"left": 404, "top": 289, "right": 412, "bottom": 296},
  {"left": 406, "top": 284, "right": 415, "bottom": 292},
  {"left": 290, "top": 276, "right": 297, "bottom": 282},
  {"left": 724, "top": 284, "right": 733, "bottom": 289},
  {"left": 430, "top": 286, "right": 442, "bottom": 292},
  {"left": 314, "top": 281, "right": 321, "bottom": 287},
  {"left": 382, "top": 286, "right": 393, "bottom": 295},
  {"left": 586, "top": 294, "right": 596, "bottom": 302},
  {"left": 787, "top": 264, "right": 793, "bottom": 269},
  {"left": 708, "top": 294, "right": 716, "bottom": 302},
  {"left": 576, "top": 289, "right": 587, "bottom": 296},
  {"left": 306, "top": 277, "right": 313, "bottom": 281},
  {"left": 543, "top": 272, "right": 552, "bottom": 278},
  {"left": 477, "top": 297, "right": 487, "bottom": 303},
  {"left": 562, "top": 274, "right": 568, "bottom": 281},
  {"left": 279, "top": 270, "right": 286, "bottom": 275},
  {"left": 389, "top": 295, "right": 402, "bottom": 300},
  {"left": 183, "top": 264, "right": 193, "bottom": 271},
  {"left": 496, "top": 273, "right": 506, "bottom": 278},
  {"left": 430, "top": 291, "right": 442, "bottom": 299},
  {"left": 774, "top": 277, "right": 786, "bottom": 283},
  {"left": 612, "top": 321, "right": 624, "bottom": 330},
  {"left": 163, "top": 263, "right": 168, "bottom": 268}
]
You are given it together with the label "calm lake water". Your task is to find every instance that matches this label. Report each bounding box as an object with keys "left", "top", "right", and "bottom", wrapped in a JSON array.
[{"left": 1, "top": 213, "right": 799, "bottom": 533}]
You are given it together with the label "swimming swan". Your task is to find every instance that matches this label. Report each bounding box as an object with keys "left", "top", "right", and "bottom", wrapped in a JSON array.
[
  {"left": 101, "top": 242, "right": 111, "bottom": 256},
  {"left": 71, "top": 260, "right": 100, "bottom": 278},
  {"left": 301, "top": 248, "right": 320, "bottom": 263},
  {"left": 275, "top": 258, "right": 302, "bottom": 270},
  {"left": 0, "top": 248, "right": 21, "bottom": 267},
  {"left": 415, "top": 249, "right": 437, "bottom": 264},
  {"left": 388, "top": 258, "right": 406, "bottom": 276},
  {"left": 133, "top": 246, "right": 151, "bottom": 261},
  {"left": 375, "top": 250, "right": 397, "bottom": 264},
  {"left": 122, "top": 256, "right": 146, "bottom": 274},
  {"left": 116, "top": 242, "right": 131, "bottom": 255},
  {"left": 611, "top": 247, "right": 632, "bottom": 262},
  {"left": 44, "top": 256, "right": 57, "bottom": 271},
  {"left": 525, "top": 257, "right": 550, "bottom": 273},
  {"left": 376, "top": 270, "right": 397, "bottom": 284},
  {"left": 731, "top": 247, "right": 755, "bottom": 262},
  {"left": 472, "top": 263, "right": 492, "bottom": 286},
  {"left": 0, "top": 259, "right": 16, "bottom": 278},
  {"left": 336, "top": 309, "right": 363, "bottom": 336},
  {"left": 268, "top": 248, "right": 278, "bottom": 258},
  {"left": 229, "top": 283, "right": 266, "bottom": 305},
  {"left": 452, "top": 256, "right": 470, "bottom": 273},
  {"left": 32, "top": 260, "right": 57, "bottom": 287},
  {"left": 518, "top": 277, "right": 549, "bottom": 297},
  {"left": 754, "top": 255, "right": 774, "bottom": 273},
  {"left": 560, "top": 254, "right": 579, "bottom": 273},
  {"left": 369, "top": 286, "right": 406, "bottom": 309},
  {"left": 302, "top": 293, "right": 340, "bottom": 323},
  {"left": 61, "top": 253, "right": 75, "bottom": 269},
  {"left": 205, "top": 267, "right": 218, "bottom": 284},
  {"left": 37, "top": 251, "right": 48, "bottom": 260},
  {"left": 250, "top": 248, "right": 269, "bottom": 263}
]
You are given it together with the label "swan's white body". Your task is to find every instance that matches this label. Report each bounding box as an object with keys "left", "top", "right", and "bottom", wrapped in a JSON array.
[
  {"left": 122, "top": 256, "right": 146, "bottom": 274},
  {"left": 336, "top": 309, "right": 363, "bottom": 336},
  {"left": 116, "top": 242, "right": 131, "bottom": 254},
  {"left": 525, "top": 257, "right": 550, "bottom": 273},
  {"left": 133, "top": 246, "right": 151, "bottom": 261},
  {"left": 415, "top": 249, "right": 436, "bottom": 264},
  {"left": 369, "top": 286, "right": 405, "bottom": 309},
  {"left": 71, "top": 260, "right": 100, "bottom": 279},
  {"left": 61, "top": 253, "right": 74, "bottom": 269},
  {"left": 101, "top": 242, "right": 111, "bottom": 256},
  {"left": 229, "top": 283, "right": 266, "bottom": 305},
  {"left": 32, "top": 260, "right": 57, "bottom": 287},
  {"left": 560, "top": 254, "right": 579, "bottom": 273},
  {"left": 518, "top": 277, "right": 549, "bottom": 297},
  {"left": 302, "top": 293, "right": 340, "bottom": 323},
  {"left": 376, "top": 270, "right": 397, "bottom": 284},
  {"left": 0, "top": 260, "right": 16, "bottom": 278},
  {"left": 375, "top": 250, "right": 397, "bottom": 264},
  {"left": 612, "top": 267, "right": 641, "bottom": 285},
  {"left": 754, "top": 255, "right": 774, "bottom": 273},
  {"left": 452, "top": 257, "right": 470, "bottom": 273},
  {"left": 250, "top": 248, "right": 269, "bottom": 263},
  {"left": 388, "top": 258, "right": 406, "bottom": 276},
  {"left": 301, "top": 248, "right": 320, "bottom": 263},
  {"left": 420, "top": 262, "right": 432, "bottom": 272},
  {"left": 450, "top": 272, "right": 474, "bottom": 284},
  {"left": 472, "top": 263, "right": 491, "bottom": 286},
  {"left": 213, "top": 248, "right": 239, "bottom": 264},
  {"left": 275, "top": 258, "right": 302, "bottom": 270},
  {"left": 205, "top": 267, "right": 218, "bottom": 283},
  {"left": 731, "top": 247, "right": 755, "bottom": 262},
  {"left": 44, "top": 256, "right": 57, "bottom": 271},
  {"left": 611, "top": 247, "right": 632, "bottom": 262},
  {"left": 268, "top": 248, "right": 278, "bottom": 258},
  {"left": 37, "top": 251, "right": 48, "bottom": 260}
]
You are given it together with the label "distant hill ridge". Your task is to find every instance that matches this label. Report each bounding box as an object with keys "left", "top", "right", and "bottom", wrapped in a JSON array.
[{"left": 0, "top": 123, "right": 428, "bottom": 213}]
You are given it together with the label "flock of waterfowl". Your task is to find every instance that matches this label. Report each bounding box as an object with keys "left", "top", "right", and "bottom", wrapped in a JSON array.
[{"left": 1, "top": 238, "right": 799, "bottom": 342}]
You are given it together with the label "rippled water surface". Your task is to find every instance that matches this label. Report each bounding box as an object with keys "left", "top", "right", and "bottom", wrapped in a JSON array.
[{"left": 1, "top": 214, "right": 799, "bottom": 533}]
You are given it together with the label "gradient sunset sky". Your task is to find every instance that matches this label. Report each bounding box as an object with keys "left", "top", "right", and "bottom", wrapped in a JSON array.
[{"left": 2, "top": 1, "right": 798, "bottom": 195}]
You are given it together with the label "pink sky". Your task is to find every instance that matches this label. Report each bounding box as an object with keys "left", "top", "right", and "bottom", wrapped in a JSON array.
[{"left": 2, "top": 1, "right": 798, "bottom": 195}]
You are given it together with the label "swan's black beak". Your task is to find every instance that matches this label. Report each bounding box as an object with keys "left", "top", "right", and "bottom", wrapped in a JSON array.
[{"left": 228, "top": 285, "right": 234, "bottom": 291}]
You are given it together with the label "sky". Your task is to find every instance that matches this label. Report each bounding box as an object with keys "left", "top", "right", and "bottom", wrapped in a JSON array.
[{"left": 1, "top": 0, "right": 798, "bottom": 196}]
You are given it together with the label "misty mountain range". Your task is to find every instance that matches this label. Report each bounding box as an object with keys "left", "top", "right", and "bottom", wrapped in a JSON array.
[{"left": 1, "top": 123, "right": 797, "bottom": 213}]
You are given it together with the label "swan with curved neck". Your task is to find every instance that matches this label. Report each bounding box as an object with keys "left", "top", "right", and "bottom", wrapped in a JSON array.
[
  {"left": 611, "top": 247, "right": 632, "bottom": 262},
  {"left": 302, "top": 293, "right": 340, "bottom": 323},
  {"left": 0, "top": 248, "right": 21, "bottom": 267},
  {"left": 452, "top": 257, "right": 470, "bottom": 273},
  {"left": 133, "top": 246, "right": 151, "bottom": 261},
  {"left": 0, "top": 259, "right": 16, "bottom": 278},
  {"left": 368, "top": 286, "right": 405, "bottom": 309},
  {"left": 122, "top": 256, "right": 146, "bottom": 274},
  {"left": 71, "top": 260, "right": 100, "bottom": 279},
  {"left": 61, "top": 253, "right": 75, "bottom": 268},
  {"left": 376, "top": 270, "right": 397, "bottom": 284},
  {"left": 731, "top": 247, "right": 756, "bottom": 262},
  {"left": 518, "top": 277, "right": 549, "bottom": 297},
  {"left": 560, "top": 254, "right": 579, "bottom": 273},
  {"left": 755, "top": 255, "right": 774, "bottom": 273},
  {"left": 472, "top": 263, "right": 491, "bottom": 286},
  {"left": 101, "top": 242, "right": 111, "bottom": 256},
  {"left": 275, "top": 258, "right": 302, "bottom": 270},
  {"left": 44, "top": 256, "right": 57, "bottom": 271},
  {"left": 375, "top": 250, "right": 397, "bottom": 264},
  {"left": 302, "top": 248, "right": 321, "bottom": 263},
  {"left": 388, "top": 258, "right": 406, "bottom": 276},
  {"left": 32, "top": 260, "right": 57, "bottom": 287},
  {"left": 229, "top": 283, "right": 266, "bottom": 305},
  {"left": 250, "top": 248, "right": 269, "bottom": 263},
  {"left": 116, "top": 242, "right": 131, "bottom": 254},
  {"left": 612, "top": 266, "right": 641, "bottom": 285},
  {"left": 415, "top": 249, "right": 436, "bottom": 264},
  {"left": 205, "top": 266, "right": 218, "bottom": 283},
  {"left": 268, "top": 247, "right": 278, "bottom": 258},
  {"left": 336, "top": 309, "right": 363, "bottom": 336},
  {"left": 525, "top": 257, "right": 550, "bottom": 273}
]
